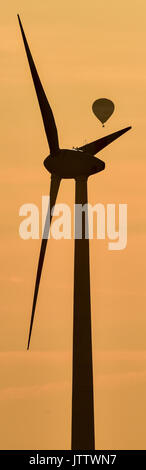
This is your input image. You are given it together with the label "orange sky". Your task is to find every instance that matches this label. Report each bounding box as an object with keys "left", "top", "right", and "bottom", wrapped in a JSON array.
[{"left": 0, "top": 0, "right": 146, "bottom": 450}]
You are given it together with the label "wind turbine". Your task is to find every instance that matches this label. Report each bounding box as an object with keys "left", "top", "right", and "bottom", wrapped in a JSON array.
[{"left": 17, "top": 15, "right": 131, "bottom": 450}]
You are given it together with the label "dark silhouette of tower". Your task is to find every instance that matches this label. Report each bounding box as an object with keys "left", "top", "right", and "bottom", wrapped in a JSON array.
[
  {"left": 72, "top": 177, "right": 95, "bottom": 449},
  {"left": 18, "top": 15, "right": 131, "bottom": 450}
]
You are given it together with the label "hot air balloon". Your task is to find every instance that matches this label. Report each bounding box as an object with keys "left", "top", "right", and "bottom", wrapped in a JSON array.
[{"left": 92, "top": 98, "right": 115, "bottom": 127}]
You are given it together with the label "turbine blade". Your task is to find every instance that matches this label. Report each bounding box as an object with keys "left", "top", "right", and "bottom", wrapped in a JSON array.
[
  {"left": 79, "top": 126, "right": 131, "bottom": 155},
  {"left": 17, "top": 14, "right": 59, "bottom": 154},
  {"left": 27, "top": 174, "right": 61, "bottom": 350}
]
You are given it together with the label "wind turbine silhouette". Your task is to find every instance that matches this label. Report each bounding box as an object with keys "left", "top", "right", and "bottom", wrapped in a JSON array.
[{"left": 18, "top": 15, "right": 131, "bottom": 450}]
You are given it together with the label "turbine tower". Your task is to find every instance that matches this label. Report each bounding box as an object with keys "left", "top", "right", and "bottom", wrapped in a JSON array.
[{"left": 18, "top": 15, "right": 131, "bottom": 450}]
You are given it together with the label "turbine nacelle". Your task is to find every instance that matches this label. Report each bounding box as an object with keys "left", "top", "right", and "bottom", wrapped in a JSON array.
[{"left": 43, "top": 149, "right": 105, "bottom": 179}]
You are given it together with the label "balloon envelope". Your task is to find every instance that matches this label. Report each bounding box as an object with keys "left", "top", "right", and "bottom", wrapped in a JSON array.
[{"left": 92, "top": 98, "right": 115, "bottom": 124}]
